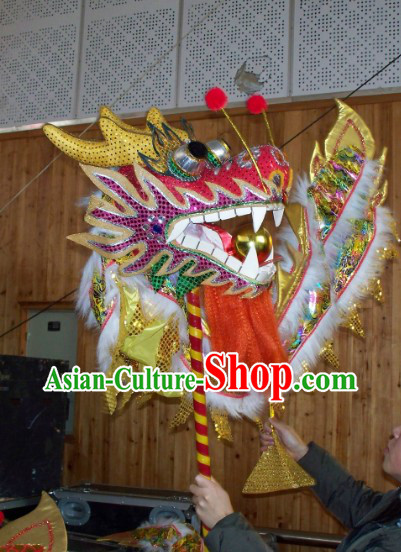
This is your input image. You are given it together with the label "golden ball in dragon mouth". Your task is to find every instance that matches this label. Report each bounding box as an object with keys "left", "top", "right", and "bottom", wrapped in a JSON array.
[{"left": 234, "top": 224, "right": 273, "bottom": 262}]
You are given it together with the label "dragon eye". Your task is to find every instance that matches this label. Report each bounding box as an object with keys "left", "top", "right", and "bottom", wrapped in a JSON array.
[
  {"left": 168, "top": 139, "right": 232, "bottom": 181},
  {"left": 169, "top": 141, "right": 207, "bottom": 180},
  {"left": 205, "top": 139, "right": 231, "bottom": 168}
]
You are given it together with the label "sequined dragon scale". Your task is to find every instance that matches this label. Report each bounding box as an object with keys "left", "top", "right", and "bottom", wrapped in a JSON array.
[{"left": 44, "top": 98, "right": 397, "bottom": 422}]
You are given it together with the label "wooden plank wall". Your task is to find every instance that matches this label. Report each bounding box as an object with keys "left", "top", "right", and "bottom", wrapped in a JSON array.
[{"left": 1, "top": 94, "right": 401, "bottom": 551}]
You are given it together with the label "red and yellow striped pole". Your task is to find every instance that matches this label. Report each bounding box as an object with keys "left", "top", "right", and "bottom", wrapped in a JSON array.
[{"left": 187, "top": 287, "right": 211, "bottom": 540}]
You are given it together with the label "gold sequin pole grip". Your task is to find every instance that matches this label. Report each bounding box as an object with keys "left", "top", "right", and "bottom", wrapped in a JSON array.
[{"left": 187, "top": 288, "right": 211, "bottom": 541}]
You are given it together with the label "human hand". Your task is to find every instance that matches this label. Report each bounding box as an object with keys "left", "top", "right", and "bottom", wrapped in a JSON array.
[
  {"left": 190, "top": 474, "right": 234, "bottom": 529},
  {"left": 260, "top": 417, "right": 308, "bottom": 461}
]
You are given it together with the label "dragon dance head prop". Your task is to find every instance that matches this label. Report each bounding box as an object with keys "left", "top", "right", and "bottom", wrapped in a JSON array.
[{"left": 44, "top": 96, "right": 292, "bottom": 298}]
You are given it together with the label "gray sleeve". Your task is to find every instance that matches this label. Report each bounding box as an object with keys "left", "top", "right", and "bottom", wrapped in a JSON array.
[
  {"left": 299, "top": 442, "right": 384, "bottom": 528},
  {"left": 205, "top": 512, "right": 275, "bottom": 552}
]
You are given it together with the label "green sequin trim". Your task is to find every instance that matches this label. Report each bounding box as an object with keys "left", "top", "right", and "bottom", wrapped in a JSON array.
[
  {"left": 167, "top": 156, "right": 198, "bottom": 182},
  {"left": 175, "top": 260, "right": 214, "bottom": 298},
  {"left": 206, "top": 151, "right": 221, "bottom": 167},
  {"left": 149, "top": 255, "right": 214, "bottom": 297}
]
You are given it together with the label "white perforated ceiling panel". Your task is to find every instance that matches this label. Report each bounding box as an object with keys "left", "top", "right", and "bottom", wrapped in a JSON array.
[
  {"left": 88, "top": 0, "right": 146, "bottom": 8},
  {"left": 0, "top": 0, "right": 79, "bottom": 24},
  {"left": 77, "top": 0, "right": 179, "bottom": 118},
  {"left": 1, "top": 0, "right": 400, "bottom": 130},
  {"left": 293, "top": 0, "right": 401, "bottom": 95},
  {"left": 178, "top": 0, "right": 290, "bottom": 107},
  {"left": 0, "top": 0, "right": 81, "bottom": 128}
]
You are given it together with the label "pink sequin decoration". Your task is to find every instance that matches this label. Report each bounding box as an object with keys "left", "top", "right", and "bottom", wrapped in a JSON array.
[{"left": 83, "top": 144, "right": 290, "bottom": 291}]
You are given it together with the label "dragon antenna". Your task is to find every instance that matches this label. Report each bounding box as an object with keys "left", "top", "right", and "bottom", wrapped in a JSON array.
[
  {"left": 246, "top": 94, "right": 275, "bottom": 148},
  {"left": 204, "top": 87, "right": 268, "bottom": 194}
]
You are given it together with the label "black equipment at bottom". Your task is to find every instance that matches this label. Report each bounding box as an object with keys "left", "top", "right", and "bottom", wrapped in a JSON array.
[{"left": 0, "top": 354, "right": 68, "bottom": 497}]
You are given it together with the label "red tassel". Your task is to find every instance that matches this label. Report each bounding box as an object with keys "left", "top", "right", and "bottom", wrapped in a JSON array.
[
  {"left": 246, "top": 94, "right": 268, "bottom": 114},
  {"left": 205, "top": 87, "right": 228, "bottom": 111}
]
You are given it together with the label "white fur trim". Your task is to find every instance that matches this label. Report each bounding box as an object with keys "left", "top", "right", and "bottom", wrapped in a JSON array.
[
  {"left": 76, "top": 252, "right": 101, "bottom": 329},
  {"left": 204, "top": 387, "right": 267, "bottom": 419},
  {"left": 277, "top": 161, "right": 395, "bottom": 380}
]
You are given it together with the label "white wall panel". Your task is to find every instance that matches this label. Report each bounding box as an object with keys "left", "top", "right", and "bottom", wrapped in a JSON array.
[
  {"left": 178, "top": 0, "right": 290, "bottom": 107},
  {"left": 292, "top": 0, "right": 401, "bottom": 95},
  {"left": 77, "top": 0, "right": 179, "bottom": 118},
  {"left": 0, "top": 0, "right": 81, "bottom": 128},
  {"left": 1, "top": 0, "right": 400, "bottom": 130}
]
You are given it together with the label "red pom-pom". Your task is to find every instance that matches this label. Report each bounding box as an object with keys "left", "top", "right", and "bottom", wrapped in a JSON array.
[
  {"left": 205, "top": 87, "right": 228, "bottom": 111},
  {"left": 246, "top": 94, "right": 268, "bottom": 114}
]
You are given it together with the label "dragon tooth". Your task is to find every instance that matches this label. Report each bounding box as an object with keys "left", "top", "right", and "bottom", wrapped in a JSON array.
[
  {"left": 198, "top": 241, "right": 214, "bottom": 254},
  {"left": 167, "top": 219, "right": 189, "bottom": 243},
  {"left": 273, "top": 208, "right": 284, "bottom": 227},
  {"left": 190, "top": 215, "right": 204, "bottom": 223},
  {"left": 252, "top": 206, "right": 267, "bottom": 232},
  {"left": 226, "top": 256, "right": 242, "bottom": 272},
  {"left": 182, "top": 235, "right": 200, "bottom": 249},
  {"left": 236, "top": 207, "right": 251, "bottom": 216},
  {"left": 239, "top": 243, "right": 259, "bottom": 279},
  {"left": 219, "top": 209, "right": 236, "bottom": 220},
  {"left": 212, "top": 248, "right": 228, "bottom": 263},
  {"left": 205, "top": 212, "right": 219, "bottom": 222},
  {"left": 258, "top": 246, "right": 274, "bottom": 272}
]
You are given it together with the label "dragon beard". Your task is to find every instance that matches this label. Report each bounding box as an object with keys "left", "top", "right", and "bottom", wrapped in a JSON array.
[{"left": 204, "top": 285, "right": 287, "bottom": 368}]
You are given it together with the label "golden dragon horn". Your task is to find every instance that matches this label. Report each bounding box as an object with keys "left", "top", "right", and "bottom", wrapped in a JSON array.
[
  {"left": 43, "top": 105, "right": 191, "bottom": 169},
  {"left": 43, "top": 106, "right": 155, "bottom": 167}
]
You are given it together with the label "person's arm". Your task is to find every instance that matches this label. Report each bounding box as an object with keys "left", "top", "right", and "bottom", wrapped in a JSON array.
[
  {"left": 205, "top": 511, "right": 275, "bottom": 552},
  {"left": 261, "top": 418, "right": 383, "bottom": 528},
  {"left": 298, "top": 441, "right": 383, "bottom": 528},
  {"left": 190, "top": 475, "right": 275, "bottom": 552}
]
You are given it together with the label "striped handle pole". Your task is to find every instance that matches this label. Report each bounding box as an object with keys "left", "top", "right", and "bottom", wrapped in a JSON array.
[{"left": 187, "top": 288, "right": 211, "bottom": 541}]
